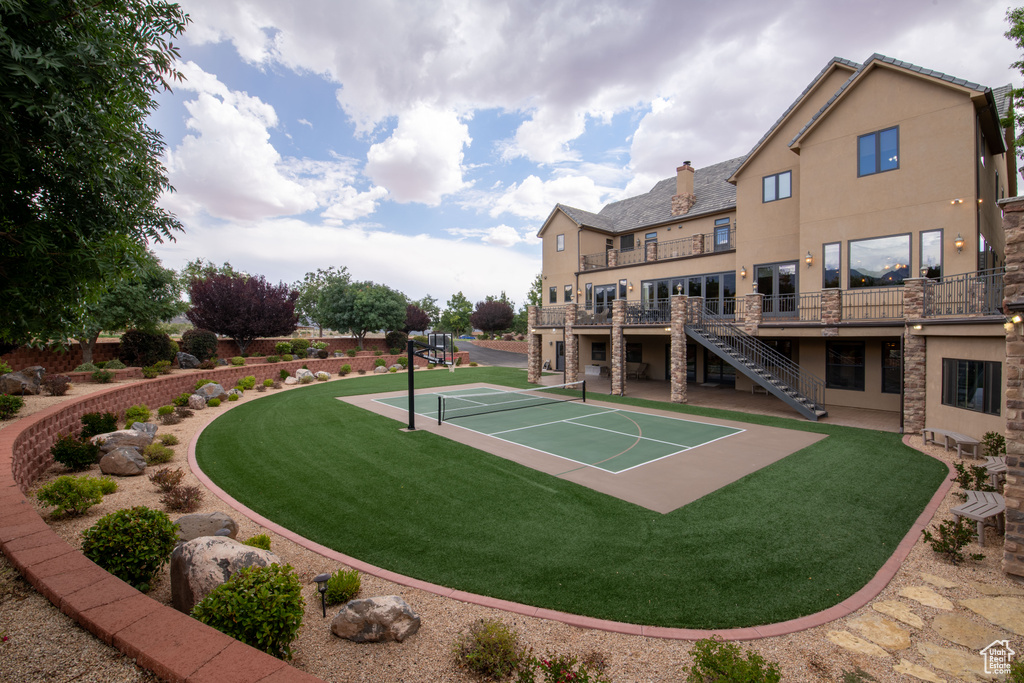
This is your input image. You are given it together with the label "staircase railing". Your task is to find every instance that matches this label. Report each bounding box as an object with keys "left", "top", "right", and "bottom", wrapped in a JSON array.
[{"left": 689, "top": 304, "right": 826, "bottom": 414}]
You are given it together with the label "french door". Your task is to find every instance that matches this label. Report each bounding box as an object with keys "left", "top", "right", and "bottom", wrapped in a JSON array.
[{"left": 756, "top": 262, "right": 798, "bottom": 318}]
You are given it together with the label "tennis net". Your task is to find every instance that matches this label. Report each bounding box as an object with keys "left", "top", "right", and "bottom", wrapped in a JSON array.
[{"left": 437, "top": 381, "right": 586, "bottom": 423}]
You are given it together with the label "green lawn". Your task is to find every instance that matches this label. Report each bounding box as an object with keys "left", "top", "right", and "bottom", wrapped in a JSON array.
[{"left": 195, "top": 368, "right": 947, "bottom": 629}]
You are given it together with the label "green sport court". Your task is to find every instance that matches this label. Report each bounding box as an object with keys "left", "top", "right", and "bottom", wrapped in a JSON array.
[
  {"left": 374, "top": 384, "right": 744, "bottom": 474},
  {"left": 352, "top": 382, "right": 826, "bottom": 513}
]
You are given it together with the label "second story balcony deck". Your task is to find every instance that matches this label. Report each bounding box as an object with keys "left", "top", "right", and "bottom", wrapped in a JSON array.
[{"left": 580, "top": 228, "right": 736, "bottom": 272}]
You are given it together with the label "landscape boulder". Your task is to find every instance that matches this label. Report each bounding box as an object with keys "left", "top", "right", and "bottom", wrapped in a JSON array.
[
  {"left": 0, "top": 369, "right": 43, "bottom": 395},
  {"left": 99, "top": 446, "right": 146, "bottom": 476},
  {"left": 330, "top": 596, "right": 421, "bottom": 643},
  {"left": 373, "top": 366, "right": 388, "bottom": 374},
  {"left": 176, "top": 352, "right": 200, "bottom": 369},
  {"left": 91, "top": 429, "right": 153, "bottom": 453},
  {"left": 284, "top": 376, "right": 299, "bottom": 385},
  {"left": 295, "top": 368, "right": 314, "bottom": 381},
  {"left": 170, "top": 537, "right": 279, "bottom": 613},
  {"left": 227, "top": 388, "right": 243, "bottom": 399},
  {"left": 130, "top": 422, "right": 158, "bottom": 439},
  {"left": 194, "top": 383, "right": 228, "bottom": 402},
  {"left": 187, "top": 394, "right": 207, "bottom": 410},
  {"left": 175, "top": 511, "right": 238, "bottom": 543}
]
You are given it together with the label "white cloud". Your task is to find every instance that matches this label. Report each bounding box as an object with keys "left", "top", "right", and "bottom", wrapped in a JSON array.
[
  {"left": 446, "top": 224, "right": 537, "bottom": 247},
  {"left": 503, "top": 108, "right": 586, "bottom": 164},
  {"left": 364, "top": 105, "right": 472, "bottom": 205},
  {"left": 490, "top": 175, "right": 608, "bottom": 221},
  {"left": 298, "top": 118, "right": 313, "bottom": 128}
]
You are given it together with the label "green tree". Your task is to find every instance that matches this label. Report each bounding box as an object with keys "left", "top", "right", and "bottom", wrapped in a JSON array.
[
  {"left": 525, "top": 274, "right": 543, "bottom": 307},
  {"left": 178, "top": 259, "right": 245, "bottom": 288},
  {"left": 76, "top": 252, "right": 185, "bottom": 363},
  {"left": 1006, "top": 8, "right": 1024, "bottom": 160},
  {"left": 438, "top": 291, "right": 473, "bottom": 336},
  {"left": 320, "top": 280, "right": 406, "bottom": 349},
  {"left": 417, "top": 294, "right": 441, "bottom": 327},
  {"left": 0, "top": 0, "right": 190, "bottom": 352},
  {"left": 510, "top": 274, "right": 542, "bottom": 335},
  {"left": 292, "top": 266, "right": 349, "bottom": 336}
]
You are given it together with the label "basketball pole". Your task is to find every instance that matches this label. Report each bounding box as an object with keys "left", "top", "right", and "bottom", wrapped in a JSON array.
[{"left": 407, "top": 339, "right": 416, "bottom": 430}]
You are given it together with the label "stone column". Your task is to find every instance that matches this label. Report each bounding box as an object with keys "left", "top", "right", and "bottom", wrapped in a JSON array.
[
  {"left": 743, "top": 293, "right": 763, "bottom": 336},
  {"left": 902, "top": 278, "right": 926, "bottom": 435},
  {"left": 691, "top": 233, "right": 705, "bottom": 256},
  {"left": 646, "top": 241, "right": 657, "bottom": 262},
  {"left": 611, "top": 299, "right": 626, "bottom": 396},
  {"left": 821, "top": 289, "right": 842, "bottom": 325},
  {"left": 670, "top": 296, "right": 688, "bottom": 404},
  {"left": 564, "top": 305, "right": 579, "bottom": 385},
  {"left": 1000, "top": 197, "right": 1024, "bottom": 580},
  {"left": 607, "top": 250, "right": 618, "bottom": 268},
  {"left": 527, "top": 306, "right": 542, "bottom": 384}
]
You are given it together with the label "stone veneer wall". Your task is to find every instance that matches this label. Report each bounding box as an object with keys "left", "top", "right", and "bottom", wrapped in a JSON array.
[
  {"left": 564, "top": 305, "right": 579, "bottom": 385},
  {"left": 1001, "top": 197, "right": 1024, "bottom": 580},
  {"left": 527, "top": 307, "right": 542, "bottom": 384},
  {"left": 670, "top": 296, "right": 687, "bottom": 403},
  {"left": 901, "top": 279, "right": 927, "bottom": 436},
  {"left": 610, "top": 300, "right": 625, "bottom": 395}
]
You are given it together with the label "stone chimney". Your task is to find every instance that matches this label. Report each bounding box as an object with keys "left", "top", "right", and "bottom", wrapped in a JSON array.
[{"left": 671, "top": 161, "right": 696, "bottom": 216}]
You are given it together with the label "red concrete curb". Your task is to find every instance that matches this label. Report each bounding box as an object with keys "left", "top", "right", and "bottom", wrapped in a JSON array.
[
  {"left": 191, "top": 415, "right": 955, "bottom": 641},
  {"left": 0, "top": 379, "right": 325, "bottom": 683}
]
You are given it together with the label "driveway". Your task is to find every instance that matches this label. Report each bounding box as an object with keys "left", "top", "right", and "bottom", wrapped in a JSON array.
[{"left": 457, "top": 340, "right": 528, "bottom": 368}]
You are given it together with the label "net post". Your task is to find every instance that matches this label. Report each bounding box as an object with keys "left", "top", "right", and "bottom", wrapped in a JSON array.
[
  {"left": 582, "top": 379, "right": 586, "bottom": 403},
  {"left": 437, "top": 395, "right": 443, "bottom": 425},
  {"left": 407, "top": 339, "right": 415, "bottom": 431}
]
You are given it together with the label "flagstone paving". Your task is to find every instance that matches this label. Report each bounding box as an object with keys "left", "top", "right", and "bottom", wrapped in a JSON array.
[
  {"left": 916, "top": 641, "right": 997, "bottom": 681},
  {"left": 899, "top": 585, "right": 955, "bottom": 610},
  {"left": 847, "top": 612, "right": 912, "bottom": 650},
  {"left": 959, "top": 597, "right": 1024, "bottom": 636},
  {"left": 827, "top": 629, "right": 890, "bottom": 658},
  {"left": 922, "top": 573, "right": 959, "bottom": 589},
  {"left": 931, "top": 613, "right": 1007, "bottom": 650},
  {"left": 967, "top": 579, "right": 1024, "bottom": 597},
  {"left": 894, "top": 659, "right": 946, "bottom": 683},
  {"left": 873, "top": 599, "right": 924, "bottom": 629}
]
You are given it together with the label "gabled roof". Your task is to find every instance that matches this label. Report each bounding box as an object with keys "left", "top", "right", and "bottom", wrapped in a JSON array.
[
  {"left": 789, "top": 54, "right": 1007, "bottom": 154},
  {"left": 729, "top": 57, "right": 860, "bottom": 182},
  {"left": 554, "top": 156, "right": 745, "bottom": 235}
]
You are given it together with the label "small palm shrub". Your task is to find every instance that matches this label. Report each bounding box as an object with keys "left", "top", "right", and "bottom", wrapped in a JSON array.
[
  {"left": 50, "top": 433, "right": 100, "bottom": 470},
  {"left": 191, "top": 564, "right": 304, "bottom": 659},
  {"left": 243, "top": 534, "right": 272, "bottom": 550},
  {"left": 175, "top": 407, "right": 194, "bottom": 418},
  {"left": 104, "top": 359, "right": 126, "bottom": 370},
  {"left": 0, "top": 394, "right": 25, "bottom": 420},
  {"left": 148, "top": 467, "right": 184, "bottom": 492},
  {"left": 143, "top": 443, "right": 174, "bottom": 465},
  {"left": 93, "top": 476, "right": 117, "bottom": 494},
  {"left": 230, "top": 356, "right": 245, "bottom": 366},
  {"left": 452, "top": 619, "right": 525, "bottom": 680},
  {"left": 161, "top": 485, "right": 203, "bottom": 512},
  {"left": 80, "top": 412, "right": 118, "bottom": 439},
  {"left": 36, "top": 475, "right": 106, "bottom": 517},
  {"left": 324, "top": 568, "right": 361, "bottom": 605},
  {"left": 685, "top": 636, "right": 781, "bottom": 683},
  {"left": 41, "top": 374, "right": 72, "bottom": 396},
  {"left": 124, "top": 404, "right": 151, "bottom": 428},
  {"left": 92, "top": 369, "right": 114, "bottom": 384},
  {"left": 81, "top": 506, "right": 178, "bottom": 590}
]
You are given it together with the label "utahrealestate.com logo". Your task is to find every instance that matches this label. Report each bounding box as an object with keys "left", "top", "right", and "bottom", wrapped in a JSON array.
[{"left": 981, "top": 640, "right": 1015, "bottom": 675}]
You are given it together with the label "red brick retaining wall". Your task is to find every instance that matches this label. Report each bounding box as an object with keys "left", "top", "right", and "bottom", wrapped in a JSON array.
[
  {"left": 0, "top": 354, "right": 462, "bottom": 682},
  {"left": 469, "top": 340, "right": 527, "bottom": 354}
]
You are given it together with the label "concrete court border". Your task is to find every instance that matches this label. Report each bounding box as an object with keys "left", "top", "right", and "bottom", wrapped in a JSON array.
[{"left": 190, "top": 388, "right": 955, "bottom": 641}]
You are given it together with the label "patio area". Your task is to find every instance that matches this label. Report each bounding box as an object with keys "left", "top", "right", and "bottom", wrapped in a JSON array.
[{"left": 537, "top": 374, "right": 902, "bottom": 432}]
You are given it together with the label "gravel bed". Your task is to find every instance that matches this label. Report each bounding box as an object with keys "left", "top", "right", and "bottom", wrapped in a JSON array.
[{"left": 2, "top": 371, "right": 1022, "bottom": 682}]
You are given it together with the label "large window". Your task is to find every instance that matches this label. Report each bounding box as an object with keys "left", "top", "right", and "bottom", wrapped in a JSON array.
[
  {"left": 640, "top": 271, "right": 736, "bottom": 315},
  {"left": 921, "top": 230, "right": 942, "bottom": 279},
  {"left": 548, "top": 286, "right": 556, "bottom": 304},
  {"left": 556, "top": 234, "right": 565, "bottom": 251},
  {"left": 762, "top": 171, "right": 792, "bottom": 202},
  {"left": 942, "top": 359, "right": 1001, "bottom": 415},
  {"left": 564, "top": 285, "right": 573, "bottom": 303},
  {"left": 826, "top": 341, "right": 865, "bottom": 391},
  {"left": 620, "top": 234, "right": 634, "bottom": 251},
  {"left": 619, "top": 279, "right": 628, "bottom": 298},
  {"left": 714, "top": 218, "right": 731, "bottom": 251},
  {"left": 592, "top": 342, "right": 607, "bottom": 361},
  {"left": 823, "top": 242, "right": 841, "bottom": 289},
  {"left": 858, "top": 126, "right": 899, "bottom": 176},
  {"left": 881, "top": 340, "right": 900, "bottom": 394},
  {"left": 626, "top": 342, "right": 642, "bottom": 363},
  {"left": 849, "top": 234, "right": 910, "bottom": 288}
]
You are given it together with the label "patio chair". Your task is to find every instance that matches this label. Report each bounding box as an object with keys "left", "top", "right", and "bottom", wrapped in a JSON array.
[{"left": 627, "top": 362, "right": 648, "bottom": 380}]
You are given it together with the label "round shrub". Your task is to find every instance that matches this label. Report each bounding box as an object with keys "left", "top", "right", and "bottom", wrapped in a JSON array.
[
  {"left": 227, "top": 393, "right": 239, "bottom": 401},
  {"left": 171, "top": 392, "right": 191, "bottom": 407},
  {"left": 274, "top": 341, "right": 293, "bottom": 355},
  {"left": 41, "top": 374, "right": 72, "bottom": 396},
  {"left": 452, "top": 619, "right": 525, "bottom": 680},
  {"left": 50, "top": 433, "right": 100, "bottom": 470},
  {"left": 36, "top": 475, "right": 105, "bottom": 517},
  {"left": 154, "top": 359, "right": 172, "bottom": 374},
  {"left": 80, "top": 412, "right": 118, "bottom": 438},
  {"left": 263, "top": 379, "right": 274, "bottom": 387},
  {"left": 198, "top": 359, "right": 218, "bottom": 370},
  {"left": 141, "top": 366, "right": 159, "bottom": 379},
  {"left": 149, "top": 467, "right": 184, "bottom": 492},
  {"left": 385, "top": 330, "right": 407, "bottom": 352},
  {"left": 374, "top": 358, "right": 387, "bottom": 368},
  {"left": 91, "top": 369, "right": 114, "bottom": 384},
  {"left": 243, "top": 534, "right": 272, "bottom": 550},
  {"left": 94, "top": 476, "right": 118, "bottom": 495},
  {"left": 396, "top": 356, "right": 408, "bottom": 368},
  {"left": 299, "top": 374, "right": 314, "bottom": 384},
  {"left": 104, "top": 359, "right": 127, "bottom": 370},
  {"left": 266, "top": 355, "right": 280, "bottom": 363},
  {"left": 119, "top": 329, "right": 176, "bottom": 367},
  {"left": 290, "top": 339, "right": 310, "bottom": 357},
  {"left": 230, "top": 356, "right": 245, "bottom": 366},
  {"left": 279, "top": 369, "right": 290, "bottom": 381},
  {"left": 324, "top": 568, "right": 360, "bottom": 605},
  {"left": 388, "top": 367, "right": 397, "bottom": 373},
  {"left": 161, "top": 484, "right": 203, "bottom": 512},
  {"left": 81, "top": 507, "right": 178, "bottom": 590},
  {"left": 207, "top": 398, "right": 221, "bottom": 407},
  {"left": 181, "top": 328, "right": 219, "bottom": 362},
  {"left": 469, "top": 362, "right": 478, "bottom": 367},
  {"left": 339, "top": 364, "right": 351, "bottom": 375},
  {"left": 157, "top": 405, "right": 174, "bottom": 417},
  {"left": 315, "top": 371, "right": 329, "bottom": 381},
  {"left": 124, "top": 404, "right": 151, "bottom": 428},
  {"left": 281, "top": 354, "right": 294, "bottom": 362},
  {"left": 191, "top": 564, "right": 304, "bottom": 660},
  {"left": 238, "top": 375, "right": 256, "bottom": 390},
  {"left": 345, "top": 349, "right": 357, "bottom": 357},
  {"left": 0, "top": 394, "right": 24, "bottom": 420},
  {"left": 143, "top": 443, "right": 174, "bottom": 465},
  {"left": 73, "top": 362, "right": 98, "bottom": 373},
  {"left": 317, "top": 349, "right": 328, "bottom": 359},
  {"left": 158, "top": 433, "right": 180, "bottom": 446}
]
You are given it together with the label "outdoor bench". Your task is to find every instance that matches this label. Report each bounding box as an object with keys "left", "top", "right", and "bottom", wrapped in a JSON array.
[
  {"left": 951, "top": 490, "right": 1005, "bottom": 547},
  {"left": 921, "top": 427, "right": 980, "bottom": 458}
]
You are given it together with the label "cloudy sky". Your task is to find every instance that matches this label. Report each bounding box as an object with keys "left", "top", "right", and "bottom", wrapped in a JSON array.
[{"left": 149, "top": 0, "right": 1019, "bottom": 309}]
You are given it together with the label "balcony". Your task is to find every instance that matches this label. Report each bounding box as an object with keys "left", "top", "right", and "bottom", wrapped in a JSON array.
[
  {"left": 580, "top": 227, "right": 736, "bottom": 273},
  {"left": 923, "top": 268, "right": 1003, "bottom": 317}
]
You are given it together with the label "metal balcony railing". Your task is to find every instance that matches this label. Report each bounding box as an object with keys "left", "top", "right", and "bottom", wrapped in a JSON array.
[
  {"left": 923, "top": 268, "right": 1004, "bottom": 317},
  {"left": 617, "top": 247, "right": 646, "bottom": 266},
  {"left": 624, "top": 301, "right": 671, "bottom": 325},
  {"left": 842, "top": 287, "right": 904, "bottom": 320},
  {"left": 656, "top": 238, "right": 693, "bottom": 260},
  {"left": 537, "top": 305, "right": 567, "bottom": 327},
  {"left": 581, "top": 251, "right": 608, "bottom": 271},
  {"left": 576, "top": 305, "right": 612, "bottom": 325}
]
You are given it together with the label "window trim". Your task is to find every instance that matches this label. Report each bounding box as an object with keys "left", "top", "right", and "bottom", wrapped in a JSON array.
[
  {"left": 563, "top": 284, "right": 573, "bottom": 303},
  {"left": 762, "top": 170, "right": 792, "bottom": 203},
  {"left": 591, "top": 341, "right": 607, "bottom": 361},
  {"left": 822, "top": 242, "right": 841, "bottom": 289},
  {"left": 920, "top": 229, "right": 943, "bottom": 279},
  {"left": 881, "top": 340, "right": 900, "bottom": 395},
  {"left": 857, "top": 126, "right": 899, "bottom": 177},
  {"left": 548, "top": 286, "right": 557, "bottom": 304},
  {"left": 556, "top": 234, "right": 565, "bottom": 252}
]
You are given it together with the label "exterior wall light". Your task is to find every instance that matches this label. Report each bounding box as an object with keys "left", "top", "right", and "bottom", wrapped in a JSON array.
[
  {"left": 912, "top": 324, "right": 923, "bottom": 330},
  {"left": 628, "top": 282, "right": 634, "bottom": 292},
  {"left": 676, "top": 283, "right": 683, "bottom": 294},
  {"left": 950, "top": 198, "right": 963, "bottom": 205},
  {"left": 805, "top": 251, "right": 813, "bottom": 267},
  {"left": 920, "top": 265, "right": 929, "bottom": 277},
  {"left": 954, "top": 233, "right": 965, "bottom": 253},
  {"left": 740, "top": 266, "right": 747, "bottom": 279}
]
